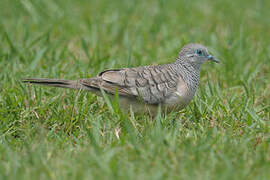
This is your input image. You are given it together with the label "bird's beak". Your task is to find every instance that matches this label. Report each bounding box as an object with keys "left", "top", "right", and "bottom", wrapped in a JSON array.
[{"left": 207, "top": 55, "right": 219, "bottom": 63}]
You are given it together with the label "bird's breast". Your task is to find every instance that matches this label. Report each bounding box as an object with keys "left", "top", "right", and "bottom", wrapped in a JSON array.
[{"left": 164, "top": 75, "right": 194, "bottom": 109}]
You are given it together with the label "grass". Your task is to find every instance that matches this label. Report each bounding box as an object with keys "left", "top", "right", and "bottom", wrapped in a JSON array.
[{"left": 0, "top": 0, "right": 269, "bottom": 179}]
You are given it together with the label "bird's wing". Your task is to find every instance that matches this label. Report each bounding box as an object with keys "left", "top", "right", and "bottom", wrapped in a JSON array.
[{"left": 80, "top": 65, "right": 179, "bottom": 104}]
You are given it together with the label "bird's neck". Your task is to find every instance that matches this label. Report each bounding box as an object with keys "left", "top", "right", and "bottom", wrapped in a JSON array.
[{"left": 174, "top": 61, "right": 201, "bottom": 93}]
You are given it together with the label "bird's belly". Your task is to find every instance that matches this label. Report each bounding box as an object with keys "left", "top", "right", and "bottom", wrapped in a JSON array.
[
  {"left": 162, "top": 92, "right": 193, "bottom": 111},
  {"left": 166, "top": 92, "right": 192, "bottom": 106},
  {"left": 117, "top": 92, "right": 193, "bottom": 115},
  {"left": 118, "top": 97, "right": 159, "bottom": 116}
]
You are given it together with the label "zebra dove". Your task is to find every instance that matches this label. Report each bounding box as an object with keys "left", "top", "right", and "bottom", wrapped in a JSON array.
[{"left": 23, "top": 43, "right": 219, "bottom": 115}]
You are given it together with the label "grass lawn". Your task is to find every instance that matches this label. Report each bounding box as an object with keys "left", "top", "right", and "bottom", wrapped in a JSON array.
[{"left": 0, "top": 0, "right": 269, "bottom": 179}]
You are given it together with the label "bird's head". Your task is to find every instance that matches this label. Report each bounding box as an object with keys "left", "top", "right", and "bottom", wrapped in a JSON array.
[{"left": 177, "top": 43, "right": 219, "bottom": 66}]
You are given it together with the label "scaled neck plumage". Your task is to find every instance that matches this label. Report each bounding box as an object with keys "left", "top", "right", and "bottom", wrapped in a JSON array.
[{"left": 174, "top": 59, "right": 201, "bottom": 94}]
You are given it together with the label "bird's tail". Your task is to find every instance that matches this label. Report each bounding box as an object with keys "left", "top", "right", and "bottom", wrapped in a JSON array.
[{"left": 22, "top": 78, "right": 83, "bottom": 90}]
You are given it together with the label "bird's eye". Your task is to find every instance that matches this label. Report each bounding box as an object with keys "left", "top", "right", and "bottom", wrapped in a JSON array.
[{"left": 196, "top": 49, "right": 203, "bottom": 56}]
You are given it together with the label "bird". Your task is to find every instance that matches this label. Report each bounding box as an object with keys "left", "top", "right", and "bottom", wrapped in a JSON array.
[{"left": 23, "top": 43, "right": 219, "bottom": 115}]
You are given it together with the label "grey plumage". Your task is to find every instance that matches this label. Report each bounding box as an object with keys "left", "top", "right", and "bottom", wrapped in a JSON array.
[{"left": 23, "top": 43, "right": 219, "bottom": 115}]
